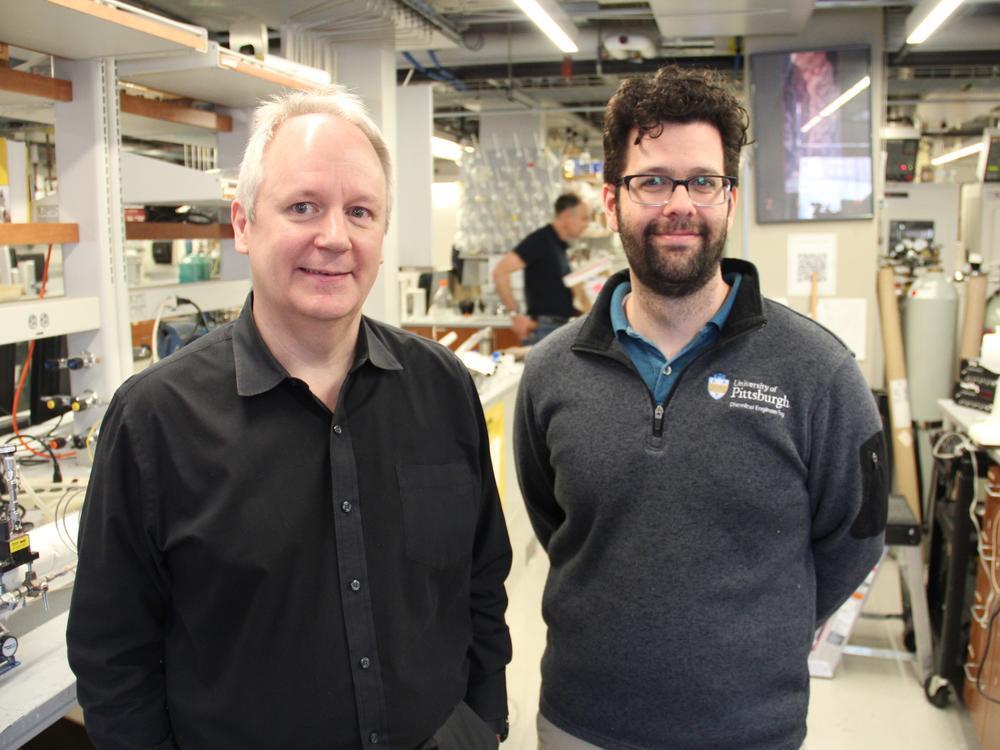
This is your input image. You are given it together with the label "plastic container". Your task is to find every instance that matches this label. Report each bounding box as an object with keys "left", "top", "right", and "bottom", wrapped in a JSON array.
[
  {"left": 429, "top": 279, "right": 453, "bottom": 320},
  {"left": 178, "top": 250, "right": 199, "bottom": 283}
]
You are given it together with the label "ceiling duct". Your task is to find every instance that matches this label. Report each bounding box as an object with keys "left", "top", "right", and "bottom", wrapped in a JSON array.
[
  {"left": 284, "top": 0, "right": 459, "bottom": 51},
  {"left": 646, "top": 0, "right": 815, "bottom": 38}
]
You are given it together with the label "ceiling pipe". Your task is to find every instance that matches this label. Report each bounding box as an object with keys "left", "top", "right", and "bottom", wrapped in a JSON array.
[
  {"left": 394, "top": 0, "right": 465, "bottom": 45},
  {"left": 415, "top": 27, "right": 633, "bottom": 67},
  {"left": 434, "top": 105, "right": 608, "bottom": 119}
]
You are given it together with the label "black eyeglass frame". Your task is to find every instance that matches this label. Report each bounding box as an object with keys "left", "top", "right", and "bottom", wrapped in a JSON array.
[{"left": 616, "top": 174, "right": 738, "bottom": 207}]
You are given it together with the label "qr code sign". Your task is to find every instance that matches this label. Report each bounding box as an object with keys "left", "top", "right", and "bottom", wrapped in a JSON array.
[{"left": 796, "top": 253, "right": 828, "bottom": 283}]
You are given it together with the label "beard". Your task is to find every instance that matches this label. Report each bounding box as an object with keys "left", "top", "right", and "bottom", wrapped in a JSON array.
[{"left": 616, "top": 205, "right": 728, "bottom": 299}]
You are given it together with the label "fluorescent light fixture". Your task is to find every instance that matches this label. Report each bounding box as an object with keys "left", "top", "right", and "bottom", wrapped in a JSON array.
[
  {"left": 820, "top": 76, "right": 870, "bottom": 117},
  {"left": 432, "top": 136, "right": 463, "bottom": 162},
  {"left": 800, "top": 76, "right": 870, "bottom": 133},
  {"left": 931, "top": 141, "right": 984, "bottom": 166},
  {"left": 800, "top": 116, "right": 823, "bottom": 134},
  {"left": 512, "top": 0, "right": 579, "bottom": 53},
  {"left": 906, "top": 0, "right": 964, "bottom": 45}
]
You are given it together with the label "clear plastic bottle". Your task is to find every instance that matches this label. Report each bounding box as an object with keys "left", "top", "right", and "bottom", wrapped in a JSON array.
[{"left": 429, "top": 278, "right": 453, "bottom": 320}]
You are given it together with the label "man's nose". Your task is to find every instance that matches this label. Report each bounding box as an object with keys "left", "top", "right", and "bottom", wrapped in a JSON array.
[
  {"left": 316, "top": 210, "right": 352, "bottom": 251},
  {"left": 661, "top": 183, "right": 698, "bottom": 217}
]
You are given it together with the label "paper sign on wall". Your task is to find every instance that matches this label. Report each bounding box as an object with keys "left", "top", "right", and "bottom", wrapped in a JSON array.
[
  {"left": 816, "top": 298, "right": 867, "bottom": 361},
  {"left": 787, "top": 233, "right": 837, "bottom": 296}
]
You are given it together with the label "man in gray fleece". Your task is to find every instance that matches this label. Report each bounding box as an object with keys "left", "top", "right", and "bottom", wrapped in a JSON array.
[{"left": 514, "top": 65, "right": 888, "bottom": 750}]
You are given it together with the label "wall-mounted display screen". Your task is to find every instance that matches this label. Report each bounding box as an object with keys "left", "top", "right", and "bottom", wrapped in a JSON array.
[{"left": 751, "top": 45, "right": 874, "bottom": 223}]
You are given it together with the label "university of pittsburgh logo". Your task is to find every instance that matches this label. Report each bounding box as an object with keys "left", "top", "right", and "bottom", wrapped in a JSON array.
[{"left": 707, "top": 373, "right": 730, "bottom": 400}]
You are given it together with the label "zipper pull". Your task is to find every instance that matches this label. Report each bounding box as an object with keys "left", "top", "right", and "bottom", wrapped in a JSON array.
[{"left": 653, "top": 403, "right": 665, "bottom": 436}]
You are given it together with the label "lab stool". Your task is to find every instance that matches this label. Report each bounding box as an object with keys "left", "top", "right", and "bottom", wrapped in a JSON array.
[{"left": 842, "top": 493, "right": 934, "bottom": 684}]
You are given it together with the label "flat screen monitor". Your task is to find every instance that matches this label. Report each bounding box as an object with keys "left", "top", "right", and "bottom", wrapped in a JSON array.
[{"left": 751, "top": 45, "right": 874, "bottom": 223}]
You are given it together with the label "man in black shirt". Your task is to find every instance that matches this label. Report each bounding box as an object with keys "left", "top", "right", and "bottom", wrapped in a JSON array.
[
  {"left": 67, "top": 87, "right": 511, "bottom": 750},
  {"left": 492, "top": 193, "right": 590, "bottom": 344}
]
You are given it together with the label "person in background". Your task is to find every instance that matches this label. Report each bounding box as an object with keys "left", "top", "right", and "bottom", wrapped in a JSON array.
[
  {"left": 492, "top": 193, "right": 591, "bottom": 344},
  {"left": 68, "top": 86, "right": 511, "bottom": 750},
  {"left": 514, "top": 65, "right": 888, "bottom": 750}
]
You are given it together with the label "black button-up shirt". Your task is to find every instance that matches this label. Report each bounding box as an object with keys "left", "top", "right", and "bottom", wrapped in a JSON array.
[{"left": 67, "top": 297, "right": 512, "bottom": 750}]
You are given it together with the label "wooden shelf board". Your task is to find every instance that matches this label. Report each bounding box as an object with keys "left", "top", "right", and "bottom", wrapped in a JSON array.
[
  {"left": 120, "top": 92, "right": 231, "bottom": 133},
  {"left": 0, "top": 223, "right": 79, "bottom": 245},
  {"left": 125, "top": 223, "right": 234, "bottom": 240},
  {"left": 0, "top": 0, "right": 207, "bottom": 60},
  {"left": 0, "top": 67, "right": 71, "bottom": 103}
]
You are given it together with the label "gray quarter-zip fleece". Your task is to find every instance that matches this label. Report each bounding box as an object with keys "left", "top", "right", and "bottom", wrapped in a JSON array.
[{"left": 514, "top": 259, "right": 887, "bottom": 750}]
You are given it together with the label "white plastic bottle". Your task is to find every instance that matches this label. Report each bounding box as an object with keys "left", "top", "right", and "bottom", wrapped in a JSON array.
[{"left": 429, "top": 278, "right": 453, "bottom": 320}]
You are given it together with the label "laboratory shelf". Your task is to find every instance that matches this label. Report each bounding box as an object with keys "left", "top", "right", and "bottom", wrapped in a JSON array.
[
  {"left": 124, "top": 223, "right": 234, "bottom": 241},
  {"left": 118, "top": 42, "right": 323, "bottom": 109},
  {"left": 119, "top": 91, "right": 232, "bottom": 147},
  {"left": 0, "top": 224, "right": 80, "bottom": 246},
  {"left": 0, "top": 295, "right": 101, "bottom": 345},
  {"left": 0, "top": 67, "right": 72, "bottom": 104},
  {"left": 127, "top": 278, "right": 250, "bottom": 322},
  {"left": 0, "top": 0, "right": 207, "bottom": 60},
  {"left": 121, "top": 151, "right": 232, "bottom": 206}
]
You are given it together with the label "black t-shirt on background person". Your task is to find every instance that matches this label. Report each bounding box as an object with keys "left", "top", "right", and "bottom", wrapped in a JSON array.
[{"left": 513, "top": 224, "right": 575, "bottom": 319}]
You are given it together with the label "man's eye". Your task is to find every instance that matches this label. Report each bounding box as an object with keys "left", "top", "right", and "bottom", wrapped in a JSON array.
[
  {"left": 638, "top": 176, "right": 669, "bottom": 189},
  {"left": 349, "top": 207, "right": 372, "bottom": 219},
  {"left": 291, "top": 202, "right": 313, "bottom": 214}
]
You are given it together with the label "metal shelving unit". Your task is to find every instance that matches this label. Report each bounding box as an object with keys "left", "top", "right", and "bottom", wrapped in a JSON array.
[
  {"left": 0, "top": 0, "right": 207, "bottom": 60},
  {"left": 118, "top": 42, "right": 325, "bottom": 108}
]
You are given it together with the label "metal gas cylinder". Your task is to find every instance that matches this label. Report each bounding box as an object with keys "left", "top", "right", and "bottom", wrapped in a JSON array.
[{"left": 903, "top": 269, "right": 959, "bottom": 422}]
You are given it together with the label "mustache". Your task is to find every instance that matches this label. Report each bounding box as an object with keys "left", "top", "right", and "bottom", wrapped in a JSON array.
[{"left": 643, "top": 219, "right": 706, "bottom": 236}]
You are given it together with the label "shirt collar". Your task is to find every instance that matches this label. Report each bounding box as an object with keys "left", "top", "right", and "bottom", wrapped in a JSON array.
[
  {"left": 233, "top": 294, "right": 404, "bottom": 397},
  {"left": 609, "top": 273, "right": 743, "bottom": 339}
]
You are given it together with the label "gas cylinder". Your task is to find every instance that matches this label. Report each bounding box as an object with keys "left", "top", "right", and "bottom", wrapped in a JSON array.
[
  {"left": 903, "top": 269, "right": 959, "bottom": 421},
  {"left": 903, "top": 268, "right": 959, "bottom": 499}
]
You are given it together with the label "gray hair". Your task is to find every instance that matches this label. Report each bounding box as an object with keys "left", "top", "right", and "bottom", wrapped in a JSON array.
[{"left": 235, "top": 85, "right": 393, "bottom": 228}]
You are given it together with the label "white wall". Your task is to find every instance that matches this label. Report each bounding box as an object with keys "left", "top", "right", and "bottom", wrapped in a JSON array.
[
  {"left": 432, "top": 181, "right": 461, "bottom": 271},
  {"left": 743, "top": 7, "right": 885, "bottom": 386},
  {"left": 396, "top": 85, "right": 434, "bottom": 269}
]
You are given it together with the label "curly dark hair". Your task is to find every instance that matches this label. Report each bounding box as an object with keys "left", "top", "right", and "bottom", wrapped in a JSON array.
[{"left": 603, "top": 64, "right": 750, "bottom": 185}]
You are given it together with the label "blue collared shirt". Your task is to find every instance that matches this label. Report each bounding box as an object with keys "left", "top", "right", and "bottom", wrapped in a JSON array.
[{"left": 611, "top": 273, "right": 742, "bottom": 404}]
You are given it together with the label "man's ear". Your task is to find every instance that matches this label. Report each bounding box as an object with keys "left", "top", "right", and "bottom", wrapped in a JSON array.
[
  {"left": 602, "top": 183, "right": 620, "bottom": 233},
  {"left": 232, "top": 200, "right": 250, "bottom": 255},
  {"left": 726, "top": 188, "right": 738, "bottom": 232}
]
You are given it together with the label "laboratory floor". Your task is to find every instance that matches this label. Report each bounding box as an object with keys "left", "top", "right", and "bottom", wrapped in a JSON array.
[{"left": 504, "top": 545, "right": 982, "bottom": 750}]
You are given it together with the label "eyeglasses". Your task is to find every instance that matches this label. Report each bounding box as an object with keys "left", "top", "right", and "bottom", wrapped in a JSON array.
[{"left": 618, "top": 174, "right": 737, "bottom": 207}]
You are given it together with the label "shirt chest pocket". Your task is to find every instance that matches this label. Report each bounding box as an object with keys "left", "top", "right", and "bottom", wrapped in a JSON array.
[{"left": 396, "top": 463, "right": 478, "bottom": 569}]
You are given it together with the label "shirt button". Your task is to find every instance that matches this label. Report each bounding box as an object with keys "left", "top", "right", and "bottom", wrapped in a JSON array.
[
  {"left": 360, "top": 656, "right": 371, "bottom": 669},
  {"left": 342, "top": 500, "right": 353, "bottom": 513},
  {"left": 369, "top": 732, "right": 379, "bottom": 744},
  {"left": 664, "top": 365, "right": 672, "bottom": 375},
  {"left": 333, "top": 424, "right": 343, "bottom": 435},
  {"left": 350, "top": 578, "right": 361, "bottom": 592}
]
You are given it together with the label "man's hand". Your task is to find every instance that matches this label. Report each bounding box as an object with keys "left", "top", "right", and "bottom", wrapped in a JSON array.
[{"left": 511, "top": 314, "right": 537, "bottom": 342}]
